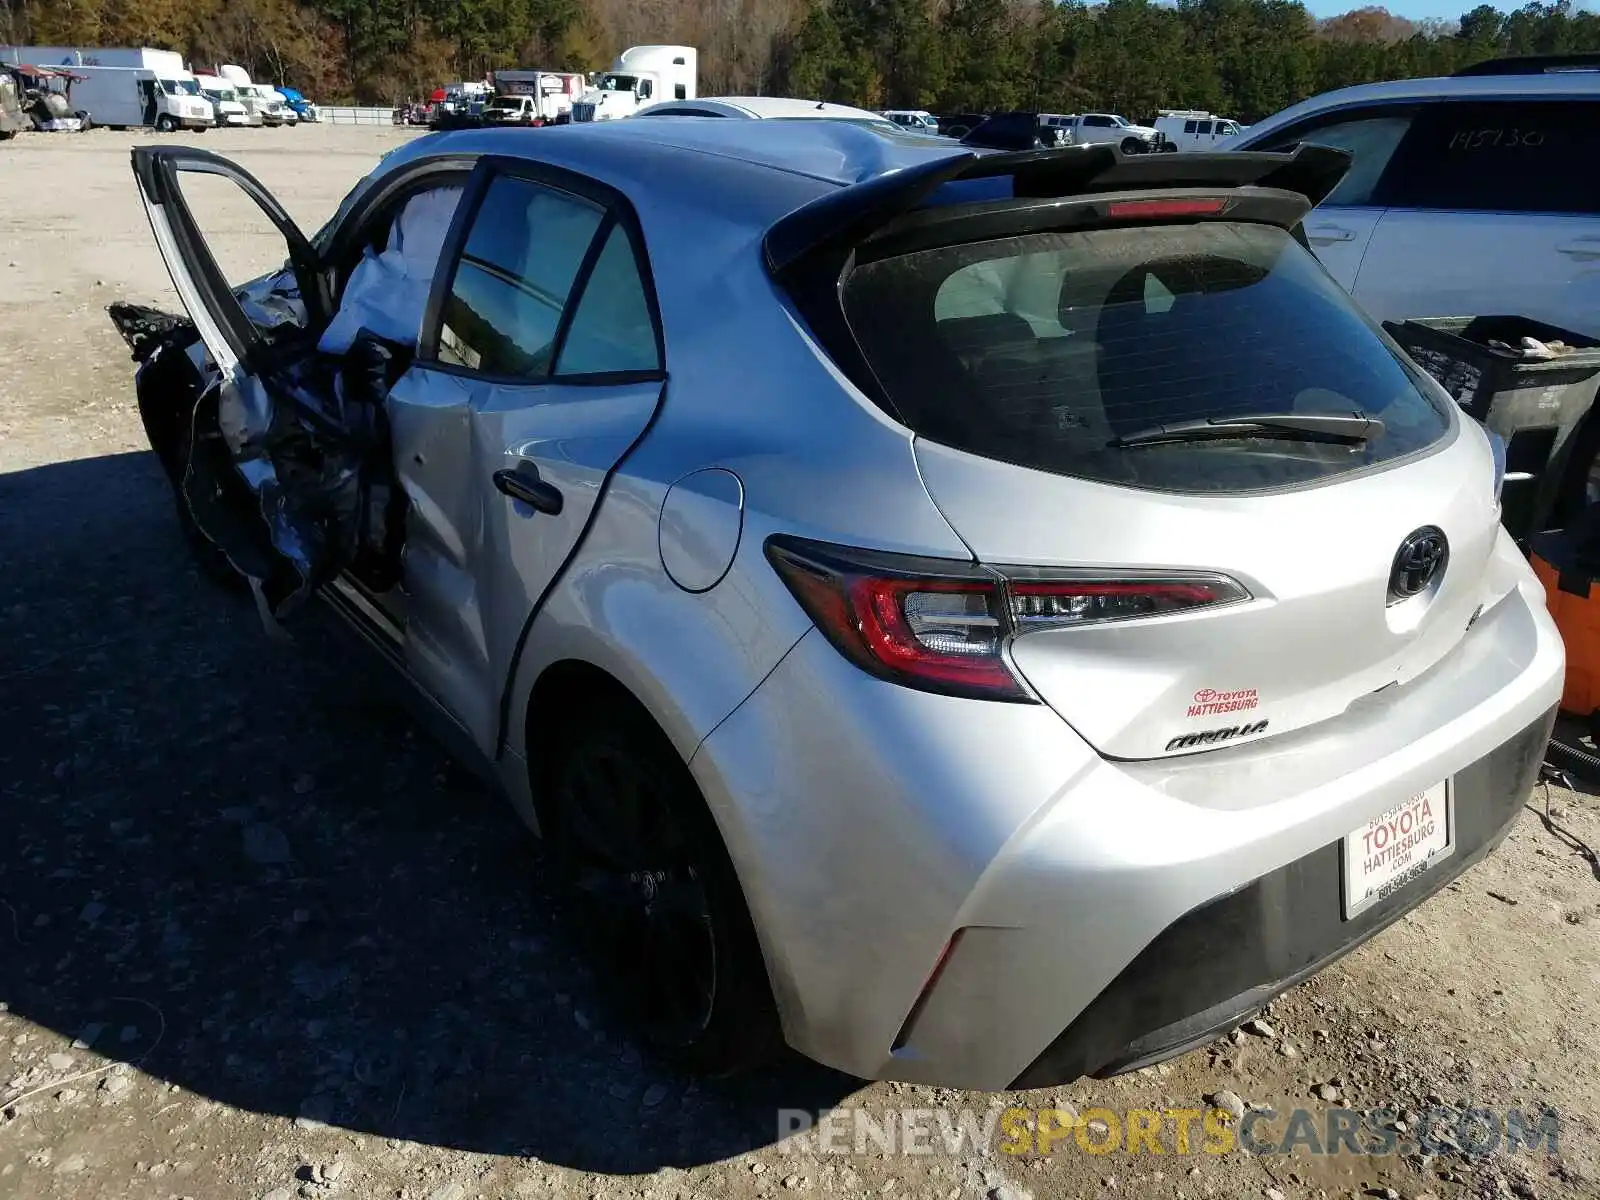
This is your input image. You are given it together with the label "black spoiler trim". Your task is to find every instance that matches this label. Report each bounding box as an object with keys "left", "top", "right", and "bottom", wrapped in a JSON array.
[{"left": 762, "top": 143, "right": 1351, "bottom": 277}]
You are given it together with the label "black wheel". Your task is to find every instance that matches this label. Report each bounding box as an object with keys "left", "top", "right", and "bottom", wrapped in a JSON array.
[
  {"left": 1120, "top": 136, "right": 1145, "bottom": 155},
  {"left": 156, "top": 114, "right": 178, "bottom": 133},
  {"left": 543, "top": 702, "right": 781, "bottom": 1074},
  {"left": 76, "top": 112, "right": 92, "bottom": 131}
]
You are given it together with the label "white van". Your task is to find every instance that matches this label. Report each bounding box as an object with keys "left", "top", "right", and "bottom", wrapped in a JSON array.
[
  {"left": 1153, "top": 110, "right": 1246, "bottom": 151},
  {"left": 194, "top": 73, "right": 250, "bottom": 126},
  {"left": 65, "top": 64, "right": 213, "bottom": 130}
]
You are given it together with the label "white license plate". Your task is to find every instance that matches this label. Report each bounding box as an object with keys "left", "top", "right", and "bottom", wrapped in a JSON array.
[{"left": 1342, "top": 781, "right": 1453, "bottom": 919}]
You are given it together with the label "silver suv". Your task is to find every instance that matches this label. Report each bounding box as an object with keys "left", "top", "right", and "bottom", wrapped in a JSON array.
[{"left": 114, "top": 122, "right": 1562, "bottom": 1088}]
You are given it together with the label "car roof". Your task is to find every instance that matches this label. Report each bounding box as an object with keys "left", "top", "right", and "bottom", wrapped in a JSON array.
[
  {"left": 1238, "top": 70, "right": 1600, "bottom": 143},
  {"left": 635, "top": 96, "right": 896, "bottom": 123},
  {"left": 394, "top": 115, "right": 971, "bottom": 191}
]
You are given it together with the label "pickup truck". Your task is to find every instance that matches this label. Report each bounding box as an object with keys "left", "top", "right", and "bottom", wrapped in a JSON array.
[{"left": 1040, "top": 112, "right": 1164, "bottom": 153}]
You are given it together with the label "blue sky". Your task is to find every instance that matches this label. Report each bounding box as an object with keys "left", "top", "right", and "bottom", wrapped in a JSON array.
[{"left": 1303, "top": 0, "right": 1589, "bottom": 18}]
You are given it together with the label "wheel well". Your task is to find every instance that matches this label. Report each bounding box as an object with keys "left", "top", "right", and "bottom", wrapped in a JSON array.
[{"left": 524, "top": 660, "right": 676, "bottom": 828}]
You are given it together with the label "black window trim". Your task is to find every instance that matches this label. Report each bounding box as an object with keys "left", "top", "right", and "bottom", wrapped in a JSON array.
[{"left": 418, "top": 154, "right": 668, "bottom": 389}]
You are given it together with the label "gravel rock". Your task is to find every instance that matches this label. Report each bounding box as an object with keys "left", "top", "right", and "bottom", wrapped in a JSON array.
[
  {"left": 1265, "top": 1189, "right": 1285, "bottom": 1200},
  {"left": 262, "top": 1189, "right": 294, "bottom": 1200},
  {"left": 1207, "top": 1090, "right": 1247, "bottom": 1120},
  {"left": 989, "top": 1186, "right": 1033, "bottom": 1200},
  {"left": 100, "top": 1074, "right": 131, "bottom": 1097},
  {"left": 1279, "top": 1042, "right": 1298, "bottom": 1057},
  {"left": 642, "top": 1083, "right": 668, "bottom": 1108},
  {"left": 1242, "top": 1018, "right": 1276, "bottom": 1038},
  {"left": 1313, "top": 1082, "right": 1342, "bottom": 1102},
  {"left": 427, "top": 1185, "right": 465, "bottom": 1200},
  {"left": 46, "top": 1052, "right": 74, "bottom": 1071}
]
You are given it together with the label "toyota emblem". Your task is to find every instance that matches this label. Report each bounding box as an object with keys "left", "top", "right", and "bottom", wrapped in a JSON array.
[{"left": 1388, "top": 526, "right": 1449, "bottom": 604}]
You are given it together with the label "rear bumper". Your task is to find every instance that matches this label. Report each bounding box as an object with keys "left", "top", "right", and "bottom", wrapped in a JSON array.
[
  {"left": 691, "top": 541, "right": 1563, "bottom": 1089},
  {"left": 1011, "top": 703, "right": 1553, "bottom": 1087}
]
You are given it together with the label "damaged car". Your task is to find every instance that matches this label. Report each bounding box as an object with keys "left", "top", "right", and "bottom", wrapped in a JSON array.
[{"left": 115, "top": 123, "right": 1563, "bottom": 1088}]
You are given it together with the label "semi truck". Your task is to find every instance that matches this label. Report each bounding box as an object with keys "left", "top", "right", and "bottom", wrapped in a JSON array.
[
  {"left": 570, "top": 46, "right": 697, "bottom": 121},
  {"left": 216, "top": 65, "right": 296, "bottom": 125},
  {"left": 195, "top": 73, "right": 252, "bottom": 126}
]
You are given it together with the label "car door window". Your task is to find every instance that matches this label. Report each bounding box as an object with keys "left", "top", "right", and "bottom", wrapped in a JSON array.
[
  {"left": 1375, "top": 100, "right": 1600, "bottom": 215},
  {"left": 553, "top": 222, "right": 661, "bottom": 377},
  {"left": 1255, "top": 112, "right": 1413, "bottom": 207},
  {"left": 435, "top": 174, "right": 605, "bottom": 378}
]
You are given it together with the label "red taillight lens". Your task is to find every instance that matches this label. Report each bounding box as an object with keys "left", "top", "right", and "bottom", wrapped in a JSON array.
[
  {"left": 1105, "top": 197, "right": 1229, "bottom": 220},
  {"left": 767, "top": 537, "right": 1026, "bottom": 700},
  {"left": 766, "top": 536, "right": 1250, "bottom": 701}
]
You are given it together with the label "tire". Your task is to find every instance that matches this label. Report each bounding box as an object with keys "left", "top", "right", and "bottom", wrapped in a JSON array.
[
  {"left": 1120, "top": 136, "right": 1145, "bottom": 155},
  {"left": 76, "top": 112, "right": 92, "bottom": 131},
  {"left": 156, "top": 114, "right": 178, "bottom": 133},
  {"left": 542, "top": 699, "right": 782, "bottom": 1075}
]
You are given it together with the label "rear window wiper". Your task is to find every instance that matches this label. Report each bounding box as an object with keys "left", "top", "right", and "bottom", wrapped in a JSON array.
[{"left": 1108, "top": 411, "right": 1384, "bottom": 449}]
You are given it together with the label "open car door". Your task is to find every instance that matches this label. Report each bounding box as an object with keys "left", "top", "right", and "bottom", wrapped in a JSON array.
[
  {"left": 128, "top": 146, "right": 398, "bottom": 620},
  {"left": 130, "top": 145, "right": 328, "bottom": 377}
]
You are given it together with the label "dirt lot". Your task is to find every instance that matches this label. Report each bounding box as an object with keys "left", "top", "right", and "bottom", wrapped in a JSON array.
[{"left": 2, "top": 123, "right": 1600, "bottom": 1200}]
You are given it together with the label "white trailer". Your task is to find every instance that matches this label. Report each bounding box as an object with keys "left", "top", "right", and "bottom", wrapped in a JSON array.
[
  {"left": 4, "top": 45, "right": 186, "bottom": 74},
  {"left": 571, "top": 46, "right": 696, "bottom": 122}
]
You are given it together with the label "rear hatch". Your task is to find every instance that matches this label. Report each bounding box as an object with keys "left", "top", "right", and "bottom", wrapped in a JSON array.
[{"left": 778, "top": 149, "right": 1507, "bottom": 759}]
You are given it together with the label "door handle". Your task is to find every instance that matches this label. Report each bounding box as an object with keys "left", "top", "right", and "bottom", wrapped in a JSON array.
[
  {"left": 493, "top": 463, "right": 563, "bottom": 516},
  {"left": 1557, "top": 238, "right": 1600, "bottom": 261},
  {"left": 1306, "top": 225, "right": 1357, "bottom": 244}
]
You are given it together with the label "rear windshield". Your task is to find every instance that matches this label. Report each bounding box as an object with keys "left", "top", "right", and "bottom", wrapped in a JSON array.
[{"left": 841, "top": 221, "right": 1452, "bottom": 492}]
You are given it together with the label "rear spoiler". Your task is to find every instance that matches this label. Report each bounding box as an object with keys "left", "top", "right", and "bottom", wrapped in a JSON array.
[
  {"left": 763, "top": 142, "right": 1351, "bottom": 277},
  {"left": 1452, "top": 52, "right": 1600, "bottom": 76}
]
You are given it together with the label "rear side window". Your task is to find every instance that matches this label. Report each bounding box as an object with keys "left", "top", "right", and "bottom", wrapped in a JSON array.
[
  {"left": 1375, "top": 100, "right": 1600, "bottom": 215},
  {"left": 843, "top": 222, "right": 1451, "bottom": 493},
  {"left": 1253, "top": 113, "right": 1412, "bottom": 206},
  {"left": 435, "top": 175, "right": 604, "bottom": 378},
  {"left": 553, "top": 223, "right": 660, "bottom": 376}
]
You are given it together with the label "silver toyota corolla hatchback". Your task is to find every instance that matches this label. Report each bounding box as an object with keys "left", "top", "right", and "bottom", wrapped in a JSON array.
[{"left": 113, "top": 120, "right": 1563, "bottom": 1090}]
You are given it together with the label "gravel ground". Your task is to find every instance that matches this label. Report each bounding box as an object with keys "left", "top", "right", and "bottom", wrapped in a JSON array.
[{"left": 2, "top": 124, "right": 1599, "bottom": 1200}]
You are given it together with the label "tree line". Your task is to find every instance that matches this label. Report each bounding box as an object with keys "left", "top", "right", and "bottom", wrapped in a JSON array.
[{"left": 2, "top": 0, "right": 1597, "bottom": 119}]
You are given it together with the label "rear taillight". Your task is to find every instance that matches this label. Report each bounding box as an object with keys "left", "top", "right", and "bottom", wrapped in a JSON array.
[{"left": 765, "top": 536, "right": 1248, "bottom": 701}]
